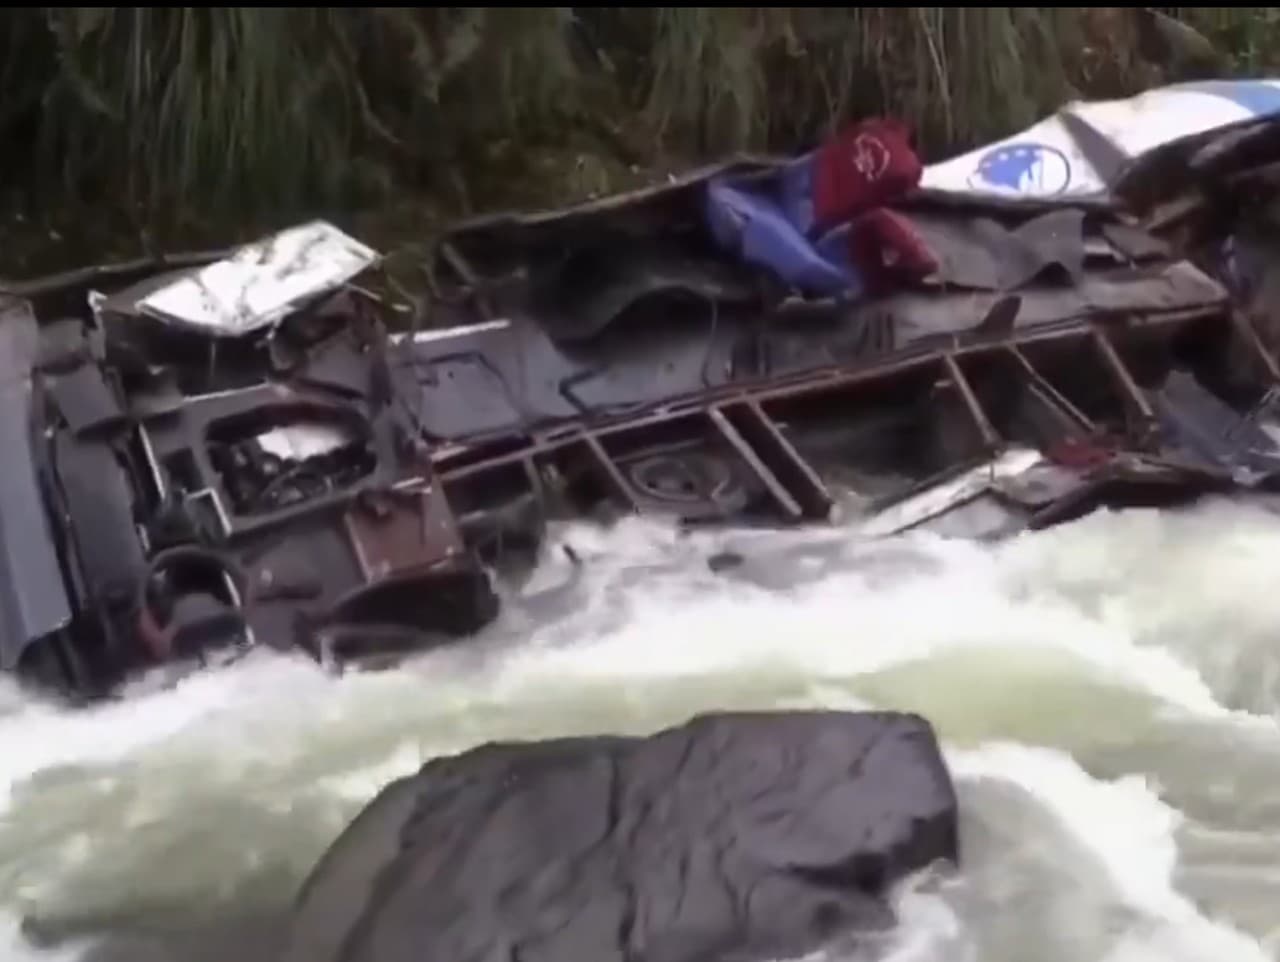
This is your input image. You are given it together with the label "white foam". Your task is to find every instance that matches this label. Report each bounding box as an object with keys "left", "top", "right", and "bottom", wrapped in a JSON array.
[
  {"left": 505, "top": 522, "right": 1234, "bottom": 722},
  {"left": 996, "top": 498, "right": 1280, "bottom": 715},
  {"left": 0, "top": 650, "right": 334, "bottom": 804},
  {"left": 0, "top": 504, "right": 1276, "bottom": 958},
  {"left": 950, "top": 743, "right": 1269, "bottom": 962}
]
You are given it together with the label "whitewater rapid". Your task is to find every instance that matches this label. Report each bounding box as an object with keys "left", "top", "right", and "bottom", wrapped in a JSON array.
[{"left": 0, "top": 496, "right": 1278, "bottom": 961}]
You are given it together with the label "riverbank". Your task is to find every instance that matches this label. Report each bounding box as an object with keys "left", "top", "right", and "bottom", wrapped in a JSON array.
[{"left": 2, "top": 8, "right": 1278, "bottom": 277}]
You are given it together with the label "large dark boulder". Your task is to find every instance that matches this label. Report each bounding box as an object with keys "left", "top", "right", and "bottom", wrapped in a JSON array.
[{"left": 283, "top": 710, "right": 958, "bottom": 962}]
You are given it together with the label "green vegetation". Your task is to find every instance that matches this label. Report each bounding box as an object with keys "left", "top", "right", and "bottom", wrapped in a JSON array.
[{"left": 2, "top": 7, "right": 1279, "bottom": 271}]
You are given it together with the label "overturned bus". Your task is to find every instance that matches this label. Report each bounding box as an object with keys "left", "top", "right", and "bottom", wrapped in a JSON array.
[{"left": 7, "top": 80, "right": 1280, "bottom": 697}]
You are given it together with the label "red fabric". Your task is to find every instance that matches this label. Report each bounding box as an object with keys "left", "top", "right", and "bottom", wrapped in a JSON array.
[
  {"left": 1045, "top": 438, "right": 1115, "bottom": 470},
  {"left": 847, "top": 208, "right": 939, "bottom": 294},
  {"left": 811, "top": 118, "right": 922, "bottom": 233}
]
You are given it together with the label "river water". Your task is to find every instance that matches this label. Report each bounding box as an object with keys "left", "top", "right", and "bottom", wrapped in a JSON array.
[{"left": 0, "top": 496, "right": 1278, "bottom": 962}]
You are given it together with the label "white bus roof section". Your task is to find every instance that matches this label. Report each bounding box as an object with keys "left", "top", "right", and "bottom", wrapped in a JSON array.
[{"left": 921, "top": 79, "right": 1280, "bottom": 200}]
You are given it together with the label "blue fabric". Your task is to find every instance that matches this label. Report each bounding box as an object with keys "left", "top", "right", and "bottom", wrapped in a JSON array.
[
  {"left": 704, "top": 178, "right": 863, "bottom": 299},
  {"left": 813, "top": 222, "right": 853, "bottom": 268},
  {"left": 777, "top": 154, "right": 817, "bottom": 236}
]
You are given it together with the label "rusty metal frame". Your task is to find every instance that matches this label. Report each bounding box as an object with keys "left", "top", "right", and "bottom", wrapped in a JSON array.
[
  {"left": 1231, "top": 310, "right": 1280, "bottom": 381},
  {"left": 581, "top": 435, "right": 640, "bottom": 511},
  {"left": 707, "top": 407, "right": 803, "bottom": 519},
  {"left": 942, "top": 353, "right": 1001, "bottom": 449},
  {"left": 422, "top": 303, "right": 1234, "bottom": 535},
  {"left": 1005, "top": 344, "right": 1097, "bottom": 434},
  {"left": 737, "top": 400, "right": 834, "bottom": 520},
  {"left": 1090, "top": 325, "right": 1155, "bottom": 420},
  {"left": 1089, "top": 323, "right": 1158, "bottom": 448},
  {"left": 433, "top": 307, "right": 1221, "bottom": 491}
]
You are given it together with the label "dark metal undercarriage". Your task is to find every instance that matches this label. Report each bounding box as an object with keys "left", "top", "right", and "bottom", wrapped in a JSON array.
[{"left": 6, "top": 123, "right": 1280, "bottom": 698}]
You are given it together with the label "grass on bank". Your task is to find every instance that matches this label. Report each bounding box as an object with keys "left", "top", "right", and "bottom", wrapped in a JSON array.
[{"left": 1, "top": 7, "right": 1279, "bottom": 271}]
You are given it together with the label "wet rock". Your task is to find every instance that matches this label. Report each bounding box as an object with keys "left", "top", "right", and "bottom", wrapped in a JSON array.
[{"left": 283, "top": 710, "right": 959, "bottom": 962}]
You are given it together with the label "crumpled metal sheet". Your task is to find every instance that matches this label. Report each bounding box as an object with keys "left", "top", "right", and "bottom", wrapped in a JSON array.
[
  {"left": 1149, "top": 368, "right": 1280, "bottom": 482},
  {"left": 857, "top": 448, "right": 1044, "bottom": 537},
  {"left": 923, "top": 78, "right": 1280, "bottom": 201},
  {"left": 901, "top": 208, "right": 1087, "bottom": 291},
  {"left": 851, "top": 259, "right": 1227, "bottom": 346},
  {"left": 123, "top": 221, "right": 380, "bottom": 337},
  {"left": 534, "top": 248, "right": 763, "bottom": 344}
]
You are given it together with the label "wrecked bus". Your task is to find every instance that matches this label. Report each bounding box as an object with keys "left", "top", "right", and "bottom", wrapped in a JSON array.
[{"left": 6, "top": 79, "right": 1280, "bottom": 697}]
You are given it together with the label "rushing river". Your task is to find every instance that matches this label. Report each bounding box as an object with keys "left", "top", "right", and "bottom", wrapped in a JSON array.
[{"left": 0, "top": 496, "right": 1279, "bottom": 962}]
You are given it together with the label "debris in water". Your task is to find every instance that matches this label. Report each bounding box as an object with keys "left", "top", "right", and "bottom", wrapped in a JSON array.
[{"left": 707, "top": 550, "right": 744, "bottom": 573}]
